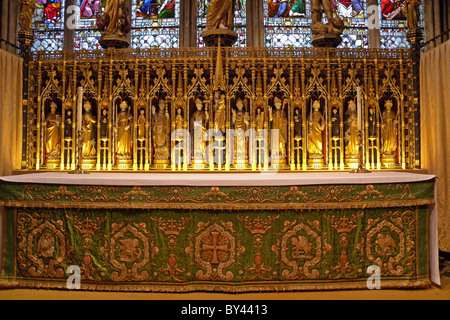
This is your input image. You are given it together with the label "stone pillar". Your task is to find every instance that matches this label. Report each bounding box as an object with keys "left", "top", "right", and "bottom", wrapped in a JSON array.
[
  {"left": 367, "top": 0, "right": 380, "bottom": 48},
  {"left": 64, "top": 0, "right": 75, "bottom": 51},
  {"left": 180, "top": 0, "right": 198, "bottom": 48},
  {"left": 247, "top": 0, "right": 264, "bottom": 48},
  {"left": 1, "top": 0, "right": 19, "bottom": 53}
]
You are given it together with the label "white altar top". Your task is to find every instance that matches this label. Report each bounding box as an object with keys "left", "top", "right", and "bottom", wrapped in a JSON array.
[{"left": 0, "top": 171, "right": 436, "bottom": 187}]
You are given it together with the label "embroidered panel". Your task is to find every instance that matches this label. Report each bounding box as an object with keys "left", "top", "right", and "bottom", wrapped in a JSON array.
[
  {"left": 2, "top": 205, "right": 429, "bottom": 292},
  {"left": 0, "top": 181, "right": 435, "bottom": 210}
]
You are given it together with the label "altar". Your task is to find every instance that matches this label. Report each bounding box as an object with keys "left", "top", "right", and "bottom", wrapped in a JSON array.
[{"left": 0, "top": 172, "right": 439, "bottom": 292}]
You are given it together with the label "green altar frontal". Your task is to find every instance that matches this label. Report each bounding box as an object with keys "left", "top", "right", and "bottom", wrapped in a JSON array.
[{"left": 0, "top": 175, "right": 435, "bottom": 292}]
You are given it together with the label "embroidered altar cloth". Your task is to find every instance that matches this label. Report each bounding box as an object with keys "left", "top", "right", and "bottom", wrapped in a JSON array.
[{"left": 0, "top": 172, "right": 439, "bottom": 292}]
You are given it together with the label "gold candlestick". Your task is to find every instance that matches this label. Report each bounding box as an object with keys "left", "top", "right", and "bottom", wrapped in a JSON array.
[
  {"left": 69, "top": 130, "right": 89, "bottom": 174},
  {"left": 350, "top": 130, "right": 371, "bottom": 174}
]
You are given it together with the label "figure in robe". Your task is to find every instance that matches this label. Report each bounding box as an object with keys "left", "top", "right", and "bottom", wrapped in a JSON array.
[
  {"left": 139, "top": 0, "right": 174, "bottom": 18},
  {"left": 206, "top": 0, "right": 235, "bottom": 30},
  {"left": 45, "top": 102, "right": 61, "bottom": 157},
  {"left": 307, "top": 101, "right": 325, "bottom": 156},
  {"left": 190, "top": 98, "right": 209, "bottom": 158},
  {"left": 152, "top": 99, "right": 171, "bottom": 160},
  {"left": 272, "top": 0, "right": 306, "bottom": 17},
  {"left": 139, "top": 0, "right": 154, "bottom": 16},
  {"left": 331, "top": 107, "right": 340, "bottom": 138},
  {"left": 345, "top": 100, "right": 358, "bottom": 157},
  {"left": 381, "top": 0, "right": 406, "bottom": 20},
  {"left": 19, "top": 0, "right": 38, "bottom": 32},
  {"left": 274, "top": 0, "right": 289, "bottom": 17},
  {"left": 81, "top": 0, "right": 101, "bottom": 18},
  {"left": 290, "top": 0, "right": 306, "bottom": 16},
  {"left": 405, "top": 0, "right": 420, "bottom": 30},
  {"left": 137, "top": 109, "right": 146, "bottom": 140},
  {"left": 116, "top": 101, "right": 133, "bottom": 157},
  {"left": 381, "top": 100, "right": 398, "bottom": 156},
  {"left": 43, "top": 0, "right": 61, "bottom": 23},
  {"left": 100, "top": 108, "right": 109, "bottom": 139},
  {"left": 175, "top": 107, "right": 184, "bottom": 131},
  {"left": 158, "top": 0, "right": 175, "bottom": 18},
  {"left": 213, "top": 91, "right": 226, "bottom": 134},
  {"left": 269, "top": 97, "right": 288, "bottom": 158},
  {"left": 64, "top": 108, "right": 73, "bottom": 140},
  {"left": 81, "top": 102, "right": 97, "bottom": 158},
  {"left": 232, "top": 97, "right": 250, "bottom": 159},
  {"left": 336, "top": 0, "right": 363, "bottom": 18},
  {"left": 34, "top": 0, "right": 45, "bottom": 23},
  {"left": 310, "top": 0, "right": 344, "bottom": 34},
  {"left": 294, "top": 107, "right": 302, "bottom": 139},
  {"left": 255, "top": 107, "right": 264, "bottom": 134},
  {"left": 98, "top": 0, "right": 130, "bottom": 37},
  {"left": 368, "top": 106, "right": 377, "bottom": 138}
]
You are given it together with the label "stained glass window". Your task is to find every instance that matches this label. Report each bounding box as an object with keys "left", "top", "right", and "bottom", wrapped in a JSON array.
[
  {"left": 335, "top": 0, "right": 368, "bottom": 48},
  {"left": 379, "top": 0, "right": 423, "bottom": 49},
  {"left": 132, "top": 0, "right": 180, "bottom": 49},
  {"left": 264, "top": 0, "right": 312, "bottom": 48},
  {"left": 74, "top": 0, "right": 104, "bottom": 51},
  {"left": 197, "top": 0, "right": 247, "bottom": 47},
  {"left": 264, "top": 1, "right": 368, "bottom": 49},
  {"left": 32, "top": 0, "right": 65, "bottom": 51}
]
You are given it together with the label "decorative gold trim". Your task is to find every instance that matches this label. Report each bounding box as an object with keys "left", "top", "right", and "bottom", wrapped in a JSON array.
[
  {"left": 0, "top": 199, "right": 434, "bottom": 211},
  {"left": 0, "top": 277, "right": 431, "bottom": 293}
]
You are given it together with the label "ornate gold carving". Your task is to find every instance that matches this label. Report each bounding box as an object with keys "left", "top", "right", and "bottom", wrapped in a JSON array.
[{"left": 25, "top": 47, "right": 416, "bottom": 172}]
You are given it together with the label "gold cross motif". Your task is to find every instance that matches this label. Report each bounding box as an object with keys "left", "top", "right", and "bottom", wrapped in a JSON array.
[{"left": 202, "top": 231, "right": 228, "bottom": 264}]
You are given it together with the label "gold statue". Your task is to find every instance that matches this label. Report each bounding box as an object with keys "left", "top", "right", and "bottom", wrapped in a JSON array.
[
  {"left": 381, "top": 100, "right": 398, "bottom": 156},
  {"left": 19, "top": 0, "right": 37, "bottom": 33},
  {"left": 116, "top": 101, "right": 133, "bottom": 158},
  {"left": 174, "top": 106, "right": 184, "bottom": 142},
  {"left": 255, "top": 106, "right": 265, "bottom": 134},
  {"left": 152, "top": 99, "right": 171, "bottom": 161},
  {"left": 206, "top": 0, "right": 235, "bottom": 30},
  {"left": 175, "top": 107, "right": 184, "bottom": 131},
  {"left": 190, "top": 98, "right": 209, "bottom": 158},
  {"left": 97, "top": 0, "right": 131, "bottom": 48},
  {"left": 345, "top": 100, "right": 358, "bottom": 157},
  {"left": 232, "top": 97, "right": 250, "bottom": 158},
  {"left": 405, "top": 0, "right": 421, "bottom": 31},
  {"left": 100, "top": 108, "right": 109, "bottom": 140},
  {"left": 310, "top": 0, "right": 344, "bottom": 34},
  {"left": 269, "top": 97, "right": 288, "bottom": 158},
  {"left": 137, "top": 109, "right": 146, "bottom": 140},
  {"left": 81, "top": 101, "right": 97, "bottom": 158},
  {"left": 44, "top": 102, "right": 61, "bottom": 158},
  {"left": 308, "top": 101, "right": 325, "bottom": 156},
  {"left": 213, "top": 91, "right": 226, "bottom": 133}
]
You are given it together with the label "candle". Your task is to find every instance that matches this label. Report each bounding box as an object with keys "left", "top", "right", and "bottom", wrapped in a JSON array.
[
  {"left": 77, "top": 87, "right": 83, "bottom": 132},
  {"left": 357, "top": 87, "right": 362, "bottom": 131}
]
